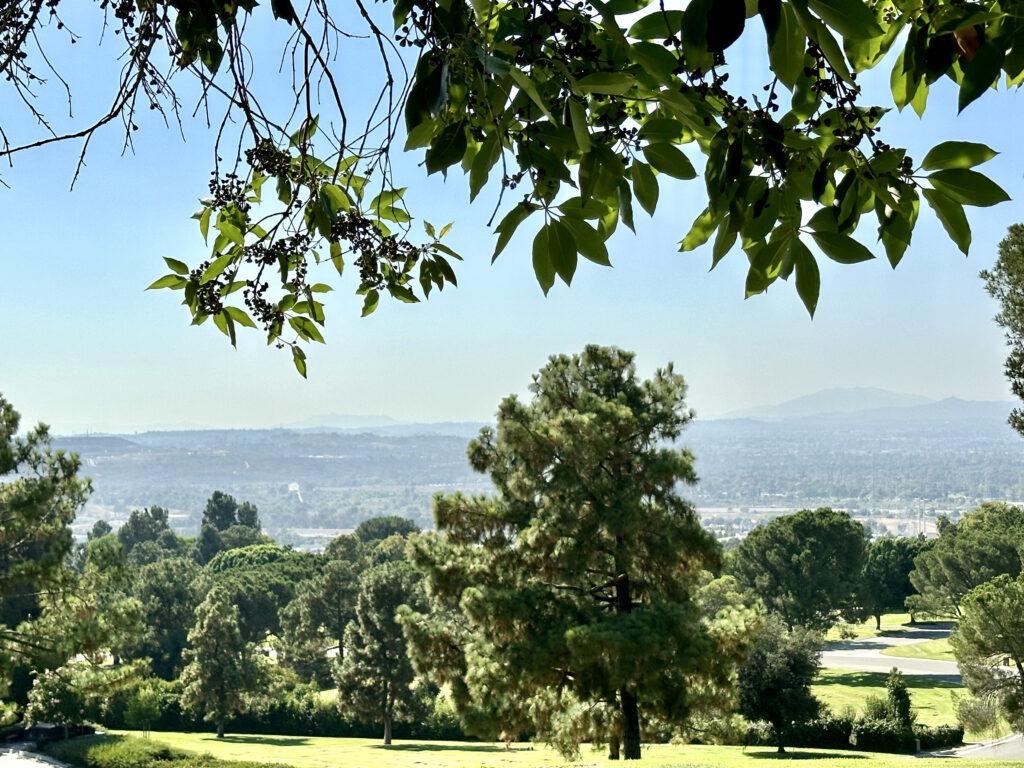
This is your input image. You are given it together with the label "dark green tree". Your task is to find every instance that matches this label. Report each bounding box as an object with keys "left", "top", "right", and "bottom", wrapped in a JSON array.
[
  {"left": 118, "top": 507, "right": 171, "bottom": 554},
  {"left": 281, "top": 558, "right": 360, "bottom": 684},
  {"left": 195, "top": 523, "right": 225, "bottom": 566},
  {"left": 180, "top": 587, "right": 261, "bottom": 738},
  {"left": 409, "top": 346, "right": 734, "bottom": 760},
  {"left": 908, "top": 502, "right": 1024, "bottom": 618},
  {"left": 89, "top": 520, "right": 113, "bottom": 540},
  {"left": 950, "top": 573, "right": 1024, "bottom": 731},
  {"left": 203, "top": 491, "right": 241, "bottom": 532},
  {"left": 324, "top": 534, "right": 366, "bottom": 565},
  {"left": 128, "top": 557, "right": 202, "bottom": 680},
  {"left": 737, "top": 614, "right": 822, "bottom": 754},
  {"left": 982, "top": 224, "right": 1024, "bottom": 437},
  {"left": 354, "top": 517, "right": 420, "bottom": 545},
  {"left": 236, "top": 501, "right": 260, "bottom": 530},
  {"left": 860, "top": 536, "right": 932, "bottom": 630},
  {"left": 334, "top": 561, "right": 427, "bottom": 745},
  {"left": 728, "top": 508, "right": 870, "bottom": 631},
  {"left": 0, "top": 395, "right": 90, "bottom": 706}
]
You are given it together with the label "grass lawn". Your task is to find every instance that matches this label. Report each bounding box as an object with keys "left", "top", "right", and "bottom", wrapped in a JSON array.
[
  {"left": 879, "top": 637, "right": 955, "bottom": 663},
  {"left": 101, "top": 732, "right": 1021, "bottom": 768},
  {"left": 823, "top": 614, "right": 914, "bottom": 641},
  {"left": 811, "top": 669, "right": 958, "bottom": 726}
]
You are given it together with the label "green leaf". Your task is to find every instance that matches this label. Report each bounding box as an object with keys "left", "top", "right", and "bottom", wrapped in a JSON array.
[
  {"left": 548, "top": 220, "right": 578, "bottom": 285},
  {"left": 493, "top": 202, "right": 538, "bottom": 261},
  {"left": 927, "top": 169, "right": 1010, "bottom": 207},
  {"left": 922, "top": 188, "right": 971, "bottom": 255},
  {"left": 509, "top": 67, "right": 553, "bottom": 120},
  {"left": 810, "top": 231, "right": 875, "bottom": 264},
  {"left": 361, "top": 289, "right": 380, "bottom": 317},
  {"left": 425, "top": 121, "right": 468, "bottom": 175},
  {"left": 631, "top": 160, "right": 659, "bottom": 216},
  {"left": 387, "top": 284, "right": 419, "bottom": 304},
  {"left": 680, "top": 208, "right": 718, "bottom": 252},
  {"left": 767, "top": 4, "right": 805, "bottom": 88},
  {"left": 289, "top": 115, "right": 318, "bottom": 147},
  {"left": 568, "top": 100, "right": 592, "bottom": 154},
  {"left": 291, "top": 346, "right": 307, "bottom": 379},
  {"left": 921, "top": 141, "right": 998, "bottom": 171},
  {"left": 532, "top": 225, "right": 556, "bottom": 295},
  {"left": 201, "top": 253, "right": 234, "bottom": 284},
  {"left": 146, "top": 274, "right": 187, "bottom": 290},
  {"left": 163, "top": 257, "right": 189, "bottom": 275},
  {"left": 791, "top": 239, "right": 820, "bottom": 317},
  {"left": 213, "top": 311, "right": 236, "bottom": 347},
  {"left": 216, "top": 220, "right": 245, "bottom": 246},
  {"left": 618, "top": 179, "right": 635, "bottom": 232},
  {"left": 642, "top": 144, "right": 697, "bottom": 180},
  {"left": 224, "top": 306, "right": 257, "bottom": 329},
  {"left": 574, "top": 72, "right": 637, "bottom": 96},
  {"left": 276, "top": 176, "right": 292, "bottom": 206},
  {"left": 711, "top": 217, "right": 737, "bottom": 269},
  {"left": 198, "top": 208, "right": 212, "bottom": 242},
  {"left": 959, "top": 43, "right": 1004, "bottom": 113},
  {"left": 627, "top": 10, "right": 683, "bottom": 40},
  {"left": 563, "top": 217, "right": 611, "bottom": 266},
  {"left": 470, "top": 134, "right": 501, "bottom": 201},
  {"left": 807, "top": 0, "right": 883, "bottom": 40}
]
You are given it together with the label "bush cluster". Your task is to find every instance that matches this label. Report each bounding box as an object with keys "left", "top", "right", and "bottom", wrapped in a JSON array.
[
  {"left": 91, "top": 679, "right": 463, "bottom": 741},
  {"left": 745, "top": 716, "right": 964, "bottom": 753}
]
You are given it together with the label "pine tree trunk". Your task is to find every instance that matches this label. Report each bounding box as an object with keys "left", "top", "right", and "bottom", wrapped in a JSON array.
[
  {"left": 614, "top": 551, "right": 641, "bottom": 760},
  {"left": 620, "top": 688, "right": 641, "bottom": 760},
  {"left": 875, "top": 613, "right": 882, "bottom": 631},
  {"left": 383, "top": 712, "right": 393, "bottom": 745},
  {"left": 608, "top": 739, "right": 620, "bottom": 760}
]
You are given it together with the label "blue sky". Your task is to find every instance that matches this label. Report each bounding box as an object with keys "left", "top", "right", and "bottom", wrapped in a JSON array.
[{"left": 0, "top": 7, "right": 1020, "bottom": 434}]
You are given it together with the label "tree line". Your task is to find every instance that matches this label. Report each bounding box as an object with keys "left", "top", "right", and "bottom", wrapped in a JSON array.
[{"left": 2, "top": 346, "right": 1023, "bottom": 756}]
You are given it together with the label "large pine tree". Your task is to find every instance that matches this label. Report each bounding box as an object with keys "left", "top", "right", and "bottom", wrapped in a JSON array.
[{"left": 409, "top": 346, "right": 731, "bottom": 759}]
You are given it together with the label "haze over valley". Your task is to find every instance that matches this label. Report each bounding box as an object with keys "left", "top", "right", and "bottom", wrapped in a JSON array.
[{"left": 55, "top": 388, "right": 1024, "bottom": 548}]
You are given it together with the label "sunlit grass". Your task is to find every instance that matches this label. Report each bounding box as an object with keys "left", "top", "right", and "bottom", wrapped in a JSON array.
[
  {"left": 879, "top": 637, "right": 955, "bottom": 662},
  {"left": 811, "top": 668, "right": 958, "bottom": 727},
  {"left": 823, "top": 614, "right": 914, "bottom": 642},
  {"left": 97, "top": 731, "right": 1022, "bottom": 768}
]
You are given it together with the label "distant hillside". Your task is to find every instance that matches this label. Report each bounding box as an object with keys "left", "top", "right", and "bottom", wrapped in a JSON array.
[
  {"left": 722, "top": 387, "right": 936, "bottom": 420},
  {"left": 55, "top": 393, "right": 1024, "bottom": 546}
]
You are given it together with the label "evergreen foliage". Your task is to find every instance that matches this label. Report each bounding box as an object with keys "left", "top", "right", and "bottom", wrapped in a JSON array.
[
  {"left": 728, "top": 508, "right": 869, "bottom": 631},
  {"left": 408, "top": 346, "right": 744, "bottom": 760},
  {"left": 736, "top": 614, "right": 822, "bottom": 754}
]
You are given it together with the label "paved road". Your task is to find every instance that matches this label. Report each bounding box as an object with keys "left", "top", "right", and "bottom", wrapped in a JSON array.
[
  {"left": 942, "top": 733, "right": 1024, "bottom": 759},
  {"left": 0, "top": 748, "right": 70, "bottom": 768},
  {"left": 821, "top": 625, "right": 962, "bottom": 684}
]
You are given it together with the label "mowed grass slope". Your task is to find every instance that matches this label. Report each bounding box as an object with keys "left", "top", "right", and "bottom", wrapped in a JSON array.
[
  {"left": 811, "top": 669, "right": 959, "bottom": 727},
  {"left": 106, "top": 732, "right": 1018, "bottom": 768},
  {"left": 879, "top": 637, "right": 955, "bottom": 662}
]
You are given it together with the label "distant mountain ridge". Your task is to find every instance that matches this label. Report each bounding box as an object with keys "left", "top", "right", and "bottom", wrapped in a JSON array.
[{"left": 719, "top": 387, "right": 936, "bottom": 421}]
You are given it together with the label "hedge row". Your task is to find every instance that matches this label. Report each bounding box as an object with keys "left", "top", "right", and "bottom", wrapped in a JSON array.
[
  {"left": 43, "top": 734, "right": 290, "bottom": 768},
  {"left": 93, "top": 681, "right": 464, "bottom": 741},
  {"left": 746, "top": 716, "right": 964, "bottom": 753}
]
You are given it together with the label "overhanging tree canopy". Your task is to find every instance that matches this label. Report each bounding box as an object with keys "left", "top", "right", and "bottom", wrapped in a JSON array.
[{"left": 4, "top": 0, "right": 1016, "bottom": 373}]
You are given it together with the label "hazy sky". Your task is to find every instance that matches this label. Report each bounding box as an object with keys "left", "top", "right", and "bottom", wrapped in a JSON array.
[{"left": 1, "top": 8, "right": 1020, "bottom": 434}]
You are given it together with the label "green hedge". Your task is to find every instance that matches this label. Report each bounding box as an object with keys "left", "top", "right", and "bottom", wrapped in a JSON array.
[
  {"left": 43, "top": 735, "right": 290, "bottom": 768},
  {"left": 746, "top": 717, "right": 964, "bottom": 754}
]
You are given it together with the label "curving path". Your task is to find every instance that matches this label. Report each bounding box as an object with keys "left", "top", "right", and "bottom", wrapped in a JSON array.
[{"left": 821, "top": 625, "right": 961, "bottom": 684}]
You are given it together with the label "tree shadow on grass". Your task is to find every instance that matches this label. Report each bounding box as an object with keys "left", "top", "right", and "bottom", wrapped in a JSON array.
[
  {"left": 215, "top": 736, "right": 312, "bottom": 747},
  {"left": 741, "top": 750, "right": 869, "bottom": 760},
  {"left": 369, "top": 743, "right": 514, "bottom": 753},
  {"left": 818, "top": 670, "right": 959, "bottom": 690}
]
